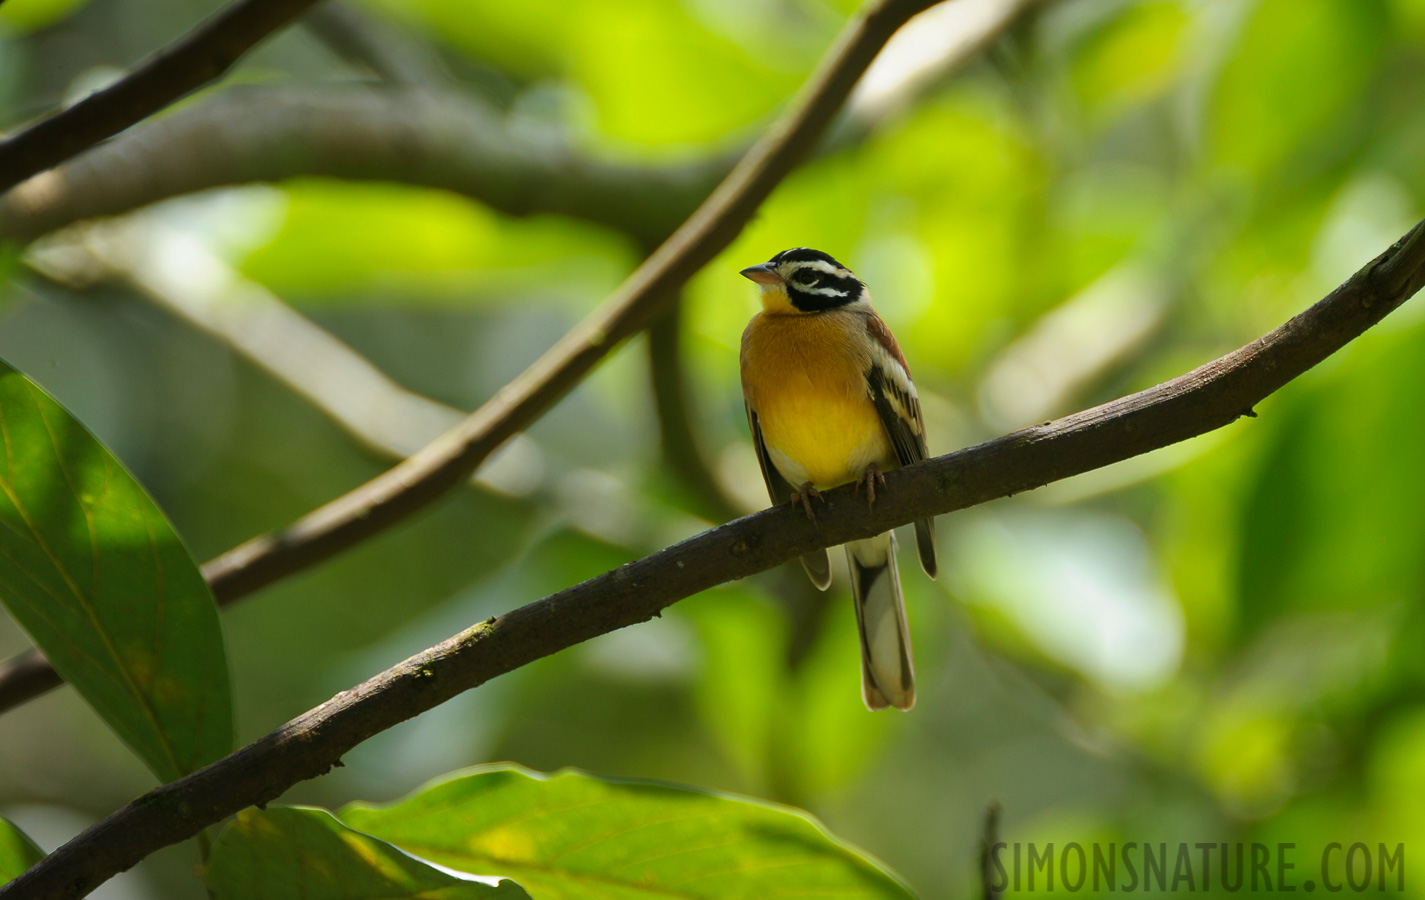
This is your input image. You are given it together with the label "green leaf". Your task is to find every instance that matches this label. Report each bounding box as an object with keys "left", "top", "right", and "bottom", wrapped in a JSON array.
[
  {"left": 207, "top": 807, "right": 530, "bottom": 900},
  {"left": 340, "top": 763, "right": 914, "bottom": 899},
  {"left": 0, "top": 817, "right": 44, "bottom": 885},
  {"left": 0, "top": 358, "right": 231, "bottom": 782}
]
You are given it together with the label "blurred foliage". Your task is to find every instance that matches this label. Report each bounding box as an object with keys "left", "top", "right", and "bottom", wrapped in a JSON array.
[{"left": 1, "top": 0, "right": 1423, "bottom": 896}]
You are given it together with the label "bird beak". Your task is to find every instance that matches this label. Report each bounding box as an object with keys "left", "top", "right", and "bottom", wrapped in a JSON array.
[{"left": 740, "top": 263, "right": 782, "bottom": 285}]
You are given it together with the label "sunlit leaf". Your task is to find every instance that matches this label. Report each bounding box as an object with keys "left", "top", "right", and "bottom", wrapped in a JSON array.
[
  {"left": 0, "top": 0, "right": 93, "bottom": 35},
  {"left": 1209, "top": 0, "right": 1387, "bottom": 176},
  {"left": 1395, "top": 0, "right": 1425, "bottom": 44},
  {"left": 356, "top": 0, "right": 818, "bottom": 146},
  {"left": 1070, "top": 1, "right": 1189, "bottom": 118},
  {"left": 0, "top": 358, "right": 231, "bottom": 782},
  {"left": 241, "top": 180, "right": 633, "bottom": 302},
  {"left": 341, "top": 763, "right": 913, "bottom": 899},
  {"left": 568, "top": 0, "right": 807, "bottom": 146},
  {"left": 864, "top": 89, "right": 1043, "bottom": 372},
  {"left": 0, "top": 817, "right": 43, "bottom": 885},
  {"left": 207, "top": 807, "right": 530, "bottom": 900}
]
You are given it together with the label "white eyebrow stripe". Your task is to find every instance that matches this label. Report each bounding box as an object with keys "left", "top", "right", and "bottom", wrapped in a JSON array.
[{"left": 791, "top": 259, "right": 849, "bottom": 276}]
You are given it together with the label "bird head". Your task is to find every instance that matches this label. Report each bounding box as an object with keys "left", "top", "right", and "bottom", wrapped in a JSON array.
[{"left": 740, "top": 247, "right": 867, "bottom": 313}]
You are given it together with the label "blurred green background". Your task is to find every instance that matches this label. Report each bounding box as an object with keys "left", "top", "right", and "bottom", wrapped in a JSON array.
[{"left": 2, "top": 0, "right": 1424, "bottom": 896}]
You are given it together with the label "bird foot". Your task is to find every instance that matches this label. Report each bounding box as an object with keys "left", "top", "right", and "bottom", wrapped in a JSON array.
[
  {"left": 791, "top": 483, "right": 824, "bottom": 520},
  {"left": 857, "top": 464, "right": 887, "bottom": 508}
]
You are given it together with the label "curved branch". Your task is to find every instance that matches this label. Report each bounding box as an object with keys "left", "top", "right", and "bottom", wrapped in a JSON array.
[
  {"left": 6, "top": 216, "right": 1424, "bottom": 900},
  {"left": 0, "top": 0, "right": 326, "bottom": 193},
  {"left": 0, "top": 86, "right": 727, "bottom": 247}
]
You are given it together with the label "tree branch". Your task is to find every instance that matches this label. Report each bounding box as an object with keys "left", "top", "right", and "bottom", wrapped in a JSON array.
[
  {"left": 0, "top": 0, "right": 329, "bottom": 194},
  {"left": 0, "top": 650, "right": 59, "bottom": 710},
  {"left": 301, "top": 2, "right": 456, "bottom": 87},
  {"left": 0, "top": 86, "right": 725, "bottom": 248},
  {"left": 647, "top": 301, "right": 744, "bottom": 523},
  {"left": 6, "top": 215, "right": 1424, "bottom": 900}
]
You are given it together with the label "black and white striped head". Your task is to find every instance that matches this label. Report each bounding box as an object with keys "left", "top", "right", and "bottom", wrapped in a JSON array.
[{"left": 740, "top": 247, "right": 868, "bottom": 312}]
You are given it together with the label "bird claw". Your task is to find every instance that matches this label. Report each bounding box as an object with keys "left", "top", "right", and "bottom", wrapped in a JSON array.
[
  {"left": 791, "top": 483, "right": 824, "bottom": 520},
  {"left": 857, "top": 464, "right": 887, "bottom": 508}
]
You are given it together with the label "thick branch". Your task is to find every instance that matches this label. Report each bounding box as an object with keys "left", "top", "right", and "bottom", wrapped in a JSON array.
[
  {"left": 6, "top": 217, "right": 1424, "bottom": 900},
  {"left": 0, "top": 0, "right": 327, "bottom": 193}
]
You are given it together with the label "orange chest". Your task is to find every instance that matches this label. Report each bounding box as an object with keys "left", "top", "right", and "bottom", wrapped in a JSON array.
[{"left": 741, "top": 313, "right": 892, "bottom": 488}]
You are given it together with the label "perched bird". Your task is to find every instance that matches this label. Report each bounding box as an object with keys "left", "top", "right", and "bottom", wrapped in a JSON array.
[{"left": 739, "top": 247, "right": 937, "bottom": 711}]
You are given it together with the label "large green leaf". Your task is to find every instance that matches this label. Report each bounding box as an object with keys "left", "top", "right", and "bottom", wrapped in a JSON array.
[
  {"left": 0, "top": 358, "right": 231, "bottom": 781},
  {"left": 0, "top": 816, "right": 43, "bottom": 885},
  {"left": 207, "top": 807, "right": 530, "bottom": 900},
  {"left": 340, "top": 764, "right": 913, "bottom": 899}
]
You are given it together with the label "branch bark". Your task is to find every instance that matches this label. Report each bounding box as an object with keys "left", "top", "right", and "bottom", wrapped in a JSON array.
[
  {"left": 5, "top": 216, "right": 1423, "bottom": 900},
  {"left": 0, "top": 0, "right": 328, "bottom": 194}
]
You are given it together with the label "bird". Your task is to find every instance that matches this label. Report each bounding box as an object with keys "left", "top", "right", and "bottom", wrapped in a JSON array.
[{"left": 739, "top": 247, "right": 937, "bottom": 711}]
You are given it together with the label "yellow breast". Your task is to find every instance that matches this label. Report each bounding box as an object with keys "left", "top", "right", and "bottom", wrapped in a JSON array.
[{"left": 741, "top": 308, "right": 894, "bottom": 490}]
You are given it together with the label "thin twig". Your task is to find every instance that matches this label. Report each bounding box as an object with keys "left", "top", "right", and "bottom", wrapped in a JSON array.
[
  {"left": 6, "top": 216, "right": 1424, "bottom": 900},
  {"left": 646, "top": 302, "right": 744, "bottom": 523},
  {"left": 980, "top": 802, "right": 1003, "bottom": 900},
  {"left": 301, "top": 2, "right": 457, "bottom": 87},
  {"left": 0, "top": 0, "right": 328, "bottom": 193}
]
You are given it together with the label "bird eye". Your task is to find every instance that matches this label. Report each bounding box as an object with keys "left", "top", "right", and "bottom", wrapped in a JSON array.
[{"left": 791, "top": 270, "right": 818, "bottom": 286}]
